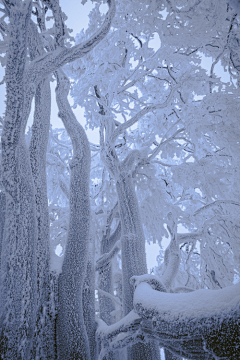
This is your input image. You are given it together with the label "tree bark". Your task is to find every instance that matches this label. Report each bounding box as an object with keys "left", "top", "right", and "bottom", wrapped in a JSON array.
[
  {"left": 28, "top": 19, "right": 55, "bottom": 358},
  {"left": 0, "top": 192, "right": 5, "bottom": 271},
  {"left": 83, "top": 252, "right": 97, "bottom": 360},
  {"left": 164, "top": 349, "right": 181, "bottom": 360},
  {"left": 116, "top": 173, "right": 147, "bottom": 315},
  {"left": 98, "top": 216, "right": 121, "bottom": 326},
  {"left": 29, "top": 78, "right": 55, "bottom": 359},
  {"left": 55, "top": 70, "right": 91, "bottom": 359},
  {"left": 0, "top": 2, "right": 37, "bottom": 357},
  {"left": 116, "top": 172, "right": 160, "bottom": 360}
]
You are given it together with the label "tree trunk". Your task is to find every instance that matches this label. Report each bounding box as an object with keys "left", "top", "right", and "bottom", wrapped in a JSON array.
[
  {"left": 116, "top": 173, "right": 147, "bottom": 315},
  {"left": 99, "top": 220, "right": 121, "bottom": 326},
  {"left": 0, "top": 2, "right": 37, "bottom": 357},
  {"left": 83, "top": 236, "right": 97, "bottom": 360},
  {"left": 164, "top": 349, "right": 181, "bottom": 360},
  {"left": 29, "top": 78, "right": 55, "bottom": 358},
  {"left": 55, "top": 70, "right": 91, "bottom": 359},
  {"left": 99, "top": 225, "right": 122, "bottom": 360},
  {"left": 27, "top": 18, "right": 56, "bottom": 358},
  {"left": 116, "top": 173, "right": 160, "bottom": 360},
  {"left": 0, "top": 192, "right": 5, "bottom": 271}
]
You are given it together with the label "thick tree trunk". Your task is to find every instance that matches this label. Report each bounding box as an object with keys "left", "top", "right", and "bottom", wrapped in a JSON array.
[
  {"left": 55, "top": 70, "right": 91, "bottom": 359},
  {"left": 100, "top": 138, "right": 160, "bottom": 360},
  {"left": 0, "top": 2, "right": 37, "bottom": 357}
]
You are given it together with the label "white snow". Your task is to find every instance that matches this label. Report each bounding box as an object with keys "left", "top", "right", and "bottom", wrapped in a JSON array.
[{"left": 134, "top": 281, "right": 240, "bottom": 321}]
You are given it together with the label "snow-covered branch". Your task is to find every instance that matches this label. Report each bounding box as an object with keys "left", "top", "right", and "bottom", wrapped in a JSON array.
[
  {"left": 194, "top": 200, "right": 240, "bottom": 216},
  {"left": 96, "top": 240, "right": 121, "bottom": 272},
  {"left": 111, "top": 84, "right": 178, "bottom": 142},
  {"left": 26, "top": 0, "right": 116, "bottom": 85},
  {"left": 97, "top": 276, "right": 240, "bottom": 359},
  {"left": 148, "top": 127, "right": 186, "bottom": 161}
]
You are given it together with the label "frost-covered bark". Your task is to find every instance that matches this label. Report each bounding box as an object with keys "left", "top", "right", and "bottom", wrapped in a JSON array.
[
  {"left": 161, "top": 215, "right": 180, "bottom": 291},
  {"left": 29, "top": 79, "right": 55, "bottom": 358},
  {"left": 115, "top": 171, "right": 147, "bottom": 315},
  {"left": 133, "top": 280, "right": 240, "bottom": 359},
  {"left": 83, "top": 236, "right": 96, "bottom": 360},
  {"left": 24, "top": 0, "right": 115, "bottom": 95},
  {"left": 100, "top": 142, "right": 160, "bottom": 359},
  {"left": 0, "top": 192, "right": 5, "bottom": 270},
  {"left": 94, "top": 204, "right": 121, "bottom": 360},
  {"left": 98, "top": 207, "right": 121, "bottom": 325},
  {"left": 28, "top": 19, "right": 55, "bottom": 359},
  {"left": 164, "top": 349, "right": 180, "bottom": 360},
  {"left": 0, "top": 1, "right": 38, "bottom": 357},
  {"left": 55, "top": 69, "right": 91, "bottom": 359}
]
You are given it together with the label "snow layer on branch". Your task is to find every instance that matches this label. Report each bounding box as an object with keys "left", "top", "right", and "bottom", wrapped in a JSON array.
[
  {"left": 96, "top": 310, "right": 141, "bottom": 336},
  {"left": 134, "top": 281, "right": 240, "bottom": 322}
]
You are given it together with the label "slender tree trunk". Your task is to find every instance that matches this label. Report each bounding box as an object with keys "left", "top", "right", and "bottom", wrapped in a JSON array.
[
  {"left": 99, "top": 219, "right": 121, "bottom": 326},
  {"left": 116, "top": 173, "right": 147, "bottom": 315},
  {"left": 164, "top": 349, "right": 181, "bottom": 360},
  {"left": 27, "top": 18, "right": 56, "bottom": 358},
  {"left": 0, "top": 2, "right": 38, "bottom": 357},
  {"left": 29, "top": 78, "right": 55, "bottom": 358},
  {"left": 116, "top": 172, "right": 160, "bottom": 360},
  {"left": 0, "top": 192, "right": 5, "bottom": 271},
  {"left": 98, "top": 221, "right": 122, "bottom": 360},
  {"left": 55, "top": 70, "right": 91, "bottom": 359}
]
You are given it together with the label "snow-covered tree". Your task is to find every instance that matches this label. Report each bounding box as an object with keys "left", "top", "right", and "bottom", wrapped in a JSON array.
[
  {"left": 0, "top": 0, "right": 239, "bottom": 359},
  {"left": 0, "top": 0, "right": 115, "bottom": 358}
]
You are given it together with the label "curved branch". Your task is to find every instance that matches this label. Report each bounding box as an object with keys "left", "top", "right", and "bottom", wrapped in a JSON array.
[
  {"left": 148, "top": 127, "right": 185, "bottom": 161},
  {"left": 96, "top": 287, "right": 122, "bottom": 307},
  {"left": 26, "top": 0, "right": 116, "bottom": 85},
  {"left": 96, "top": 240, "right": 121, "bottom": 272},
  {"left": 194, "top": 200, "right": 240, "bottom": 216},
  {"left": 112, "top": 84, "right": 178, "bottom": 142}
]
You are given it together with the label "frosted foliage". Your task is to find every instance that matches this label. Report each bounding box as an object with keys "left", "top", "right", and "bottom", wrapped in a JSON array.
[{"left": 0, "top": 0, "right": 240, "bottom": 358}]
